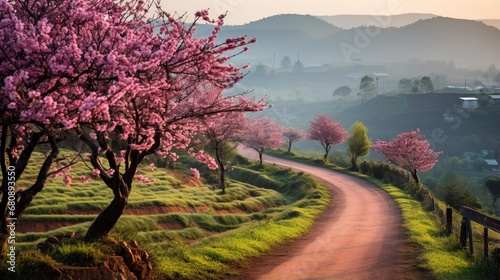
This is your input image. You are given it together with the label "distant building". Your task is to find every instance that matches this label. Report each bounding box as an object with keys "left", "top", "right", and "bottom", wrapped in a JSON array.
[
  {"left": 484, "top": 159, "right": 499, "bottom": 171},
  {"left": 489, "top": 95, "right": 500, "bottom": 106},
  {"left": 459, "top": 97, "right": 478, "bottom": 110}
]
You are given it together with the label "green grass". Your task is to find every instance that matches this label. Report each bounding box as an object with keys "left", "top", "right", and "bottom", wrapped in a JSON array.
[
  {"left": 3, "top": 150, "right": 331, "bottom": 279},
  {"left": 267, "top": 148, "right": 496, "bottom": 280}
]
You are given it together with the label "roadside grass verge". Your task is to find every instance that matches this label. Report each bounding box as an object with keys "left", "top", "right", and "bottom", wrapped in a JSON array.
[
  {"left": 266, "top": 148, "right": 496, "bottom": 280},
  {"left": 5, "top": 150, "right": 331, "bottom": 279}
]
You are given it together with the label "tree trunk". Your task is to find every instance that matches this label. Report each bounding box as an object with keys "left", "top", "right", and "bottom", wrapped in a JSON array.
[
  {"left": 85, "top": 178, "right": 130, "bottom": 242},
  {"left": 0, "top": 134, "right": 56, "bottom": 265},
  {"left": 287, "top": 142, "right": 292, "bottom": 153},
  {"left": 214, "top": 143, "right": 226, "bottom": 194},
  {"left": 258, "top": 149, "right": 264, "bottom": 167},
  {"left": 220, "top": 167, "right": 226, "bottom": 194},
  {"left": 0, "top": 192, "right": 9, "bottom": 267},
  {"left": 350, "top": 155, "right": 358, "bottom": 171},
  {"left": 411, "top": 170, "right": 420, "bottom": 185},
  {"left": 323, "top": 149, "right": 330, "bottom": 162}
]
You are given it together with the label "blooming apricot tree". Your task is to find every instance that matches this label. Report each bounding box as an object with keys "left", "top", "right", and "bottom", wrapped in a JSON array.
[
  {"left": 371, "top": 129, "right": 442, "bottom": 184},
  {"left": 307, "top": 114, "right": 348, "bottom": 161},
  {"left": 75, "top": 7, "right": 265, "bottom": 240},
  {"left": 244, "top": 118, "right": 283, "bottom": 166},
  {"left": 0, "top": 0, "right": 141, "bottom": 257},
  {"left": 0, "top": 0, "right": 265, "bottom": 245},
  {"left": 204, "top": 111, "right": 248, "bottom": 193},
  {"left": 283, "top": 128, "right": 304, "bottom": 153}
]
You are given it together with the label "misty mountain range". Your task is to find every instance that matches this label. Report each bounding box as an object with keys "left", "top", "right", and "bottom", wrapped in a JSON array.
[{"left": 196, "top": 13, "right": 500, "bottom": 68}]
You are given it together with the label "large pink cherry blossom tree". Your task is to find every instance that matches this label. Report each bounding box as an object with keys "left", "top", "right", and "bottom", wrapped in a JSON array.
[
  {"left": 0, "top": 0, "right": 141, "bottom": 258},
  {"left": 74, "top": 7, "right": 265, "bottom": 241},
  {"left": 244, "top": 118, "right": 283, "bottom": 166},
  {"left": 307, "top": 114, "right": 348, "bottom": 161},
  {"left": 371, "top": 129, "right": 442, "bottom": 184},
  {"left": 1, "top": 0, "right": 265, "bottom": 245}
]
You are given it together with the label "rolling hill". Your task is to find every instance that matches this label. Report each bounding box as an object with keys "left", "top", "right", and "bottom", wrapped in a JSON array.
[
  {"left": 317, "top": 13, "right": 437, "bottom": 29},
  {"left": 226, "top": 14, "right": 342, "bottom": 39},
  {"left": 320, "top": 16, "right": 500, "bottom": 66},
  {"left": 477, "top": 19, "right": 500, "bottom": 30},
  {"left": 331, "top": 93, "right": 500, "bottom": 156},
  {"left": 195, "top": 15, "right": 500, "bottom": 67}
]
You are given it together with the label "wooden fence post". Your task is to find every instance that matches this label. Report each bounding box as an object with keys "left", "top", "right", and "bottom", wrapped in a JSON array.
[
  {"left": 460, "top": 217, "right": 468, "bottom": 248},
  {"left": 459, "top": 207, "right": 500, "bottom": 258},
  {"left": 484, "top": 227, "right": 489, "bottom": 260},
  {"left": 468, "top": 218, "right": 473, "bottom": 254},
  {"left": 446, "top": 208, "right": 453, "bottom": 235}
]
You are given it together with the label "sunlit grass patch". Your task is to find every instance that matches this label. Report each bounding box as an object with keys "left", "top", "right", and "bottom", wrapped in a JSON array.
[{"left": 10, "top": 149, "right": 332, "bottom": 279}]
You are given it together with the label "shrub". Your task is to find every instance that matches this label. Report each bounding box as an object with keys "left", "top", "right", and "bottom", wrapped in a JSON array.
[
  {"left": 442, "top": 183, "right": 482, "bottom": 210},
  {"left": 485, "top": 176, "right": 500, "bottom": 205},
  {"left": 372, "top": 162, "right": 389, "bottom": 179},
  {"left": 359, "top": 160, "right": 371, "bottom": 175},
  {"left": 50, "top": 243, "right": 106, "bottom": 267}
]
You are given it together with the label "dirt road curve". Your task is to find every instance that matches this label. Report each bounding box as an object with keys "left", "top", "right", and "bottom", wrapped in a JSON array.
[{"left": 235, "top": 145, "right": 432, "bottom": 280}]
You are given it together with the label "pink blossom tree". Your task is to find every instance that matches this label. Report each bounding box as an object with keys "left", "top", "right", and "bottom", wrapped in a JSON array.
[
  {"left": 244, "top": 118, "right": 284, "bottom": 166},
  {"left": 283, "top": 128, "right": 304, "bottom": 153},
  {"left": 307, "top": 114, "right": 348, "bottom": 161},
  {"left": 0, "top": 0, "right": 140, "bottom": 257},
  {"left": 74, "top": 7, "right": 265, "bottom": 241},
  {"left": 204, "top": 111, "right": 248, "bottom": 193},
  {"left": 371, "top": 129, "right": 442, "bottom": 184},
  {"left": 0, "top": 0, "right": 265, "bottom": 245}
]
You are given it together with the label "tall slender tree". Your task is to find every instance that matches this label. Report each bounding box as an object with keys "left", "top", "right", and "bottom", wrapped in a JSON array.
[{"left": 346, "top": 122, "right": 371, "bottom": 171}]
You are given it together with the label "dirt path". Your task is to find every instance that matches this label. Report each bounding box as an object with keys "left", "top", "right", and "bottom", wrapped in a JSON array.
[{"left": 235, "top": 145, "right": 433, "bottom": 280}]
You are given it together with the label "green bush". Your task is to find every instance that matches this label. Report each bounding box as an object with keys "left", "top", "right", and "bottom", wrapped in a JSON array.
[
  {"left": 485, "top": 176, "right": 500, "bottom": 204},
  {"left": 50, "top": 243, "right": 106, "bottom": 267},
  {"left": 359, "top": 160, "right": 371, "bottom": 175},
  {"left": 442, "top": 183, "right": 482, "bottom": 210}
]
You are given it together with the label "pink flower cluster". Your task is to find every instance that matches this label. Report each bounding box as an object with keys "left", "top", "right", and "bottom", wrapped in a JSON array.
[
  {"left": 135, "top": 175, "right": 156, "bottom": 184},
  {"left": 190, "top": 168, "right": 200, "bottom": 180}
]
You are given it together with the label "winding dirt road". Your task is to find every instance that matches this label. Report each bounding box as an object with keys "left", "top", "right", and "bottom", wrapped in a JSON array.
[{"left": 235, "top": 145, "right": 432, "bottom": 280}]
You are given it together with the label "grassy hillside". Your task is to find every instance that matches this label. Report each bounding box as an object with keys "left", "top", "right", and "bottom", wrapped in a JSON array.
[{"left": 2, "top": 151, "right": 330, "bottom": 279}]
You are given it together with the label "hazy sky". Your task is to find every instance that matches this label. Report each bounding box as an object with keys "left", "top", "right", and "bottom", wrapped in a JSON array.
[{"left": 160, "top": 0, "right": 500, "bottom": 25}]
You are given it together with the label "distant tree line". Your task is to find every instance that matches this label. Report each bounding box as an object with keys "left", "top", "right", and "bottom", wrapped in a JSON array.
[{"left": 398, "top": 76, "right": 434, "bottom": 94}]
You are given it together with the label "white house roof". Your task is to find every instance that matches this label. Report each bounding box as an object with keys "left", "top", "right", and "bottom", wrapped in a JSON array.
[
  {"left": 484, "top": 159, "right": 499, "bottom": 166},
  {"left": 489, "top": 95, "right": 500, "bottom": 100},
  {"left": 459, "top": 97, "right": 478, "bottom": 101}
]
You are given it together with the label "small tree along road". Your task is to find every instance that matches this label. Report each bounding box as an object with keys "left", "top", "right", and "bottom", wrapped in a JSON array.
[
  {"left": 371, "top": 129, "right": 442, "bottom": 185},
  {"left": 235, "top": 145, "right": 432, "bottom": 280},
  {"left": 307, "top": 114, "right": 347, "bottom": 162}
]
